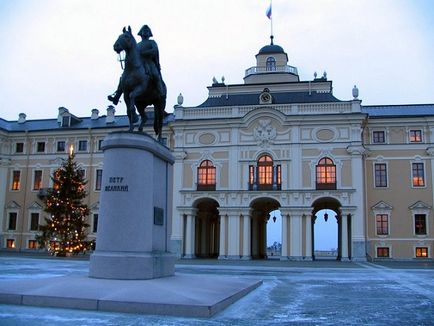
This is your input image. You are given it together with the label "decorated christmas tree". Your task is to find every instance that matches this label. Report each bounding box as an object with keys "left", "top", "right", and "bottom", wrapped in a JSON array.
[{"left": 36, "top": 149, "right": 90, "bottom": 256}]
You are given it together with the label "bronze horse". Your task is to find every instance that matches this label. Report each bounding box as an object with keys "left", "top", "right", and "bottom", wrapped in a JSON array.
[{"left": 113, "top": 26, "right": 166, "bottom": 138}]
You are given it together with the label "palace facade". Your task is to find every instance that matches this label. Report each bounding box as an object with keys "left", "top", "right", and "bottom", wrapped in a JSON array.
[{"left": 1, "top": 40, "right": 433, "bottom": 261}]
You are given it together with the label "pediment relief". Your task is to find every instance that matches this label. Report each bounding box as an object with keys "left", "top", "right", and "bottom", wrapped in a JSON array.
[
  {"left": 371, "top": 201, "right": 393, "bottom": 212},
  {"left": 6, "top": 201, "right": 21, "bottom": 209},
  {"left": 409, "top": 201, "right": 431, "bottom": 211},
  {"left": 28, "top": 201, "right": 43, "bottom": 210}
]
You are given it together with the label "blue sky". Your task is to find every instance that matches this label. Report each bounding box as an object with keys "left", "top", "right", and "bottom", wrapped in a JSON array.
[{"left": 0, "top": 0, "right": 433, "bottom": 121}]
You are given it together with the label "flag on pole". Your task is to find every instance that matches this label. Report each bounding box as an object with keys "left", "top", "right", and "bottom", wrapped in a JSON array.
[{"left": 266, "top": 1, "right": 272, "bottom": 19}]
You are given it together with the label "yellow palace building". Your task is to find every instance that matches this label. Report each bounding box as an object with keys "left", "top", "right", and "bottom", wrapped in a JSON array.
[{"left": 1, "top": 39, "right": 433, "bottom": 261}]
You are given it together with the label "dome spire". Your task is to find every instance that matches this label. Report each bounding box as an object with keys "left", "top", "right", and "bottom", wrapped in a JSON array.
[{"left": 270, "top": 34, "right": 274, "bottom": 45}]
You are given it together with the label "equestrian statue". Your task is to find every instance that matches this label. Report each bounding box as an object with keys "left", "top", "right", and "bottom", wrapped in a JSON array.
[{"left": 108, "top": 25, "right": 167, "bottom": 139}]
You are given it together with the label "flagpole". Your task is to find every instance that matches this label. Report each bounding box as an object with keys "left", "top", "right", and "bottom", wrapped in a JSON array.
[{"left": 270, "top": 0, "right": 273, "bottom": 44}]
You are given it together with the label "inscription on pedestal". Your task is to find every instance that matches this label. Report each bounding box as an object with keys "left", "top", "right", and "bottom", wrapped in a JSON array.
[{"left": 105, "top": 176, "right": 129, "bottom": 192}]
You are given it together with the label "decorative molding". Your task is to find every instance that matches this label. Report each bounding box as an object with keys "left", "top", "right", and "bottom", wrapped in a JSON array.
[{"left": 253, "top": 119, "right": 277, "bottom": 147}]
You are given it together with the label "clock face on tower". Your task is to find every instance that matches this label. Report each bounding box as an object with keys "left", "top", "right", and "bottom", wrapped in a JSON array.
[{"left": 259, "top": 88, "right": 272, "bottom": 104}]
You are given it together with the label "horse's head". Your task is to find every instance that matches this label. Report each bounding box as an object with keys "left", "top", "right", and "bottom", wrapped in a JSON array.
[{"left": 113, "top": 26, "right": 136, "bottom": 54}]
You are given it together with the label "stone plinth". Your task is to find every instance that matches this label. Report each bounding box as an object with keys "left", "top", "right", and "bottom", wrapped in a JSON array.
[{"left": 89, "top": 132, "right": 175, "bottom": 280}]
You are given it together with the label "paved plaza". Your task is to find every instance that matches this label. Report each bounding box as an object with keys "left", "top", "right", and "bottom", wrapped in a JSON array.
[{"left": 0, "top": 255, "right": 433, "bottom": 325}]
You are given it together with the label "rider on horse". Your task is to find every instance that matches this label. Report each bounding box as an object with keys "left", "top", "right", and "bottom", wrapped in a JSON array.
[{"left": 108, "top": 25, "right": 166, "bottom": 106}]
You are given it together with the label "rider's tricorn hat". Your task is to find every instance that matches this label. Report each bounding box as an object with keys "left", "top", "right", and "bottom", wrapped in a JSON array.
[{"left": 138, "top": 25, "right": 153, "bottom": 37}]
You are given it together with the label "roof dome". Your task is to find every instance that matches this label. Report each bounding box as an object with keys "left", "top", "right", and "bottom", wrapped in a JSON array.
[{"left": 258, "top": 43, "right": 285, "bottom": 55}]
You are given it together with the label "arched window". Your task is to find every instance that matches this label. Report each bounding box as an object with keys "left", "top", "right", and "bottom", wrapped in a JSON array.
[
  {"left": 316, "top": 157, "right": 336, "bottom": 190},
  {"left": 249, "top": 155, "right": 281, "bottom": 190},
  {"left": 266, "top": 57, "right": 276, "bottom": 71},
  {"left": 197, "top": 160, "right": 216, "bottom": 191}
]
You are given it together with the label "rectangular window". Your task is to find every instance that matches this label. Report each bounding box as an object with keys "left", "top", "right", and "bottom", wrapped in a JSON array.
[
  {"left": 416, "top": 247, "right": 428, "bottom": 258},
  {"left": 93, "top": 214, "right": 99, "bottom": 233},
  {"left": 15, "top": 142, "right": 24, "bottom": 153},
  {"left": 98, "top": 139, "right": 104, "bottom": 151},
  {"left": 374, "top": 163, "right": 387, "bottom": 187},
  {"left": 78, "top": 140, "right": 88, "bottom": 152},
  {"left": 11, "top": 170, "right": 21, "bottom": 190},
  {"left": 28, "top": 240, "right": 37, "bottom": 249},
  {"left": 36, "top": 142, "right": 45, "bottom": 153},
  {"left": 412, "top": 162, "right": 425, "bottom": 187},
  {"left": 6, "top": 239, "right": 15, "bottom": 249},
  {"left": 372, "top": 131, "right": 385, "bottom": 144},
  {"left": 62, "top": 116, "right": 70, "bottom": 127},
  {"left": 8, "top": 212, "right": 17, "bottom": 230},
  {"left": 376, "top": 214, "right": 389, "bottom": 235},
  {"left": 78, "top": 169, "right": 85, "bottom": 179},
  {"left": 33, "top": 170, "right": 43, "bottom": 190},
  {"left": 377, "top": 247, "right": 390, "bottom": 258},
  {"left": 95, "top": 169, "right": 103, "bottom": 191},
  {"left": 409, "top": 130, "right": 422, "bottom": 143},
  {"left": 415, "top": 214, "right": 427, "bottom": 235},
  {"left": 57, "top": 141, "right": 66, "bottom": 152},
  {"left": 30, "top": 213, "right": 39, "bottom": 231}
]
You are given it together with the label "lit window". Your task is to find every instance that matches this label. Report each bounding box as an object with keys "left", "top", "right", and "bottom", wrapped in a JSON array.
[
  {"left": 409, "top": 130, "right": 422, "bottom": 143},
  {"left": 197, "top": 160, "right": 216, "bottom": 191},
  {"left": 377, "top": 247, "right": 390, "bottom": 258},
  {"left": 8, "top": 212, "right": 17, "bottom": 230},
  {"left": 416, "top": 247, "right": 428, "bottom": 258},
  {"left": 57, "top": 141, "right": 66, "bottom": 152},
  {"left": 28, "top": 240, "right": 38, "bottom": 249},
  {"left": 266, "top": 57, "right": 276, "bottom": 71},
  {"left": 258, "top": 155, "right": 273, "bottom": 187},
  {"left": 374, "top": 163, "right": 387, "bottom": 188},
  {"left": 95, "top": 169, "right": 103, "bottom": 191},
  {"left": 15, "top": 142, "right": 24, "bottom": 153},
  {"left": 412, "top": 163, "right": 425, "bottom": 187},
  {"left": 33, "top": 170, "right": 42, "bottom": 190},
  {"left": 376, "top": 214, "right": 389, "bottom": 235},
  {"left": 6, "top": 239, "right": 15, "bottom": 249},
  {"left": 316, "top": 157, "right": 336, "bottom": 190},
  {"left": 36, "top": 142, "right": 45, "bottom": 153},
  {"left": 11, "top": 170, "right": 21, "bottom": 190},
  {"left": 78, "top": 140, "right": 88, "bottom": 152},
  {"left": 415, "top": 214, "right": 427, "bottom": 235},
  {"left": 372, "top": 131, "right": 385, "bottom": 144},
  {"left": 30, "top": 213, "right": 39, "bottom": 231}
]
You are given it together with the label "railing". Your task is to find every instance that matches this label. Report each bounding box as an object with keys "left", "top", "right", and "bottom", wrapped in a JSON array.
[{"left": 245, "top": 65, "right": 298, "bottom": 77}]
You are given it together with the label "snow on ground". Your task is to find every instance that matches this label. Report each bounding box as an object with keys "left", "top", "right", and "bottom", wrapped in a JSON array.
[{"left": 0, "top": 256, "right": 434, "bottom": 325}]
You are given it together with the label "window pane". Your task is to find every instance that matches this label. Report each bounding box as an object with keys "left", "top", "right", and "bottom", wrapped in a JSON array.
[
  {"left": 415, "top": 214, "right": 427, "bottom": 235},
  {"left": 30, "top": 213, "right": 39, "bottom": 231},
  {"left": 377, "top": 247, "right": 389, "bottom": 258},
  {"left": 33, "top": 170, "right": 42, "bottom": 190},
  {"left": 57, "top": 141, "right": 65, "bottom": 152},
  {"left": 16, "top": 142, "right": 24, "bottom": 153},
  {"left": 6, "top": 239, "right": 15, "bottom": 249},
  {"left": 37, "top": 142, "right": 45, "bottom": 152},
  {"left": 410, "top": 130, "right": 422, "bottom": 142},
  {"left": 12, "top": 170, "right": 21, "bottom": 190},
  {"left": 197, "top": 160, "right": 216, "bottom": 189},
  {"left": 412, "top": 163, "right": 425, "bottom": 187},
  {"left": 93, "top": 214, "right": 99, "bottom": 233},
  {"left": 316, "top": 157, "right": 336, "bottom": 189},
  {"left": 95, "top": 169, "right": 103, "bottom": 191},
  {"left": 374, "top": 163, "right": 387, "bottom": 187},
  {"left": 416, "top": 247, "right": 428, "bottom": 257},
  {"left": 376, "top": 214, "right": 389, "bottom": 235},
  {"left": 78, "top": 140, "right": 88, "bottom": 151},
  {"left": 8, "top": 212, "right": 17, "bottom": 230},
  {"left": 373, "top": 131, "right": 385, "bottom": 143}
]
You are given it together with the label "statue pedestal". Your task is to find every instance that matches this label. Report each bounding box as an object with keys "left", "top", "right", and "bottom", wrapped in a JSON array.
[{"left": 89, "top": 132, "right": 175, "bottom": 280}]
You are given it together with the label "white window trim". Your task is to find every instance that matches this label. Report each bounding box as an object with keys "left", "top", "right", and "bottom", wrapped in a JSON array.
[
  {"left": 410, "top": 160, "right": 427, "bottom": 189},
  {"left": 35, "top": 140, "right": 47, "bottom": 154},
  {"left": 407, "top": 128, "right": 424, "bottom": 144},
  {"left": 56, "top": 140, "right": 67, "bottom": 153},
  {"left": 14, "top": 141, "right": 26, "bottom": 154},
  {"left": 94, "top": 168, "right": 103, "bottom": 192},
  {"left": 77, "top": 139, "right": 89, "bottom": 153},
  {"left": 412, "top": 213, "right": 429, "bottom": 237},
  {"left": 28, "top": 211, "right": 41, "bottom": 232},
  {"left": 373, "top": 161, "right": 389, "bottom": 189},
  {"left": 371, "top": 129, "right": 386, "bottom": 144},
  {"left": 10, "top": 169, "right": 22, "bottom": 192},
  {"left": 6, "top": 210, "right": 19, "bottom": 231},
  {"left": 374, "top": 213, "right": 390, "bottom": 237},
  {"left": 414, "top": 245, "right": 430, "bottom": 258},
  {"left": 31, "top": 169, "right": 44, "bottom": 192},
  {"left": 375, "top": 245, "right": 392, "bottom": 258}
]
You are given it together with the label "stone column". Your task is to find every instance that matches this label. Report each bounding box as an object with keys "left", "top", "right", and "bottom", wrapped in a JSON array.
[
  {"left": 171, "top": 150, "right": 187, "bottom": 256},
  {"left": 341, "top": 213, "right": 350, "bottom": 261},
  {"left": 218, "top": 213, "right": 227, "bottom": 259},
  {"left": 184, "top": 209, "right": 197, "bottom": 259},
  {"left": 304, "top": 214, "right": 313, "bottom": 260},
  {"left": 280, "top": 212, "right": 290, "bottom": 259},
  {"left": 0, "top": 157, "right": 11, "bottom": 247},
  {"left": 227, "top": 212, "right": 241, "bottom": 259},
  {"left": 241, "top": 213, "right": 251, "bottom": 260},
  {"left": 290, "top": 213, "right": 302, "bottom": 260}
]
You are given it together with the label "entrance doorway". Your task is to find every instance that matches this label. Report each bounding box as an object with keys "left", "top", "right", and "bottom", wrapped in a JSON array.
[
  {"left": 250, "top": 197, "right": 280, "bottom": 259},
  {"left": 313, "top": 209, "right": 338, "bottom": 260},
  {"left": 194, "top": 198, "right": 219, "bottom": 258},
  {"left": 312, "top": 197, "right": 342, "bottom": 261},
  {"left": 266, "top": 210, "right": 282, "bottom": 258}
]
